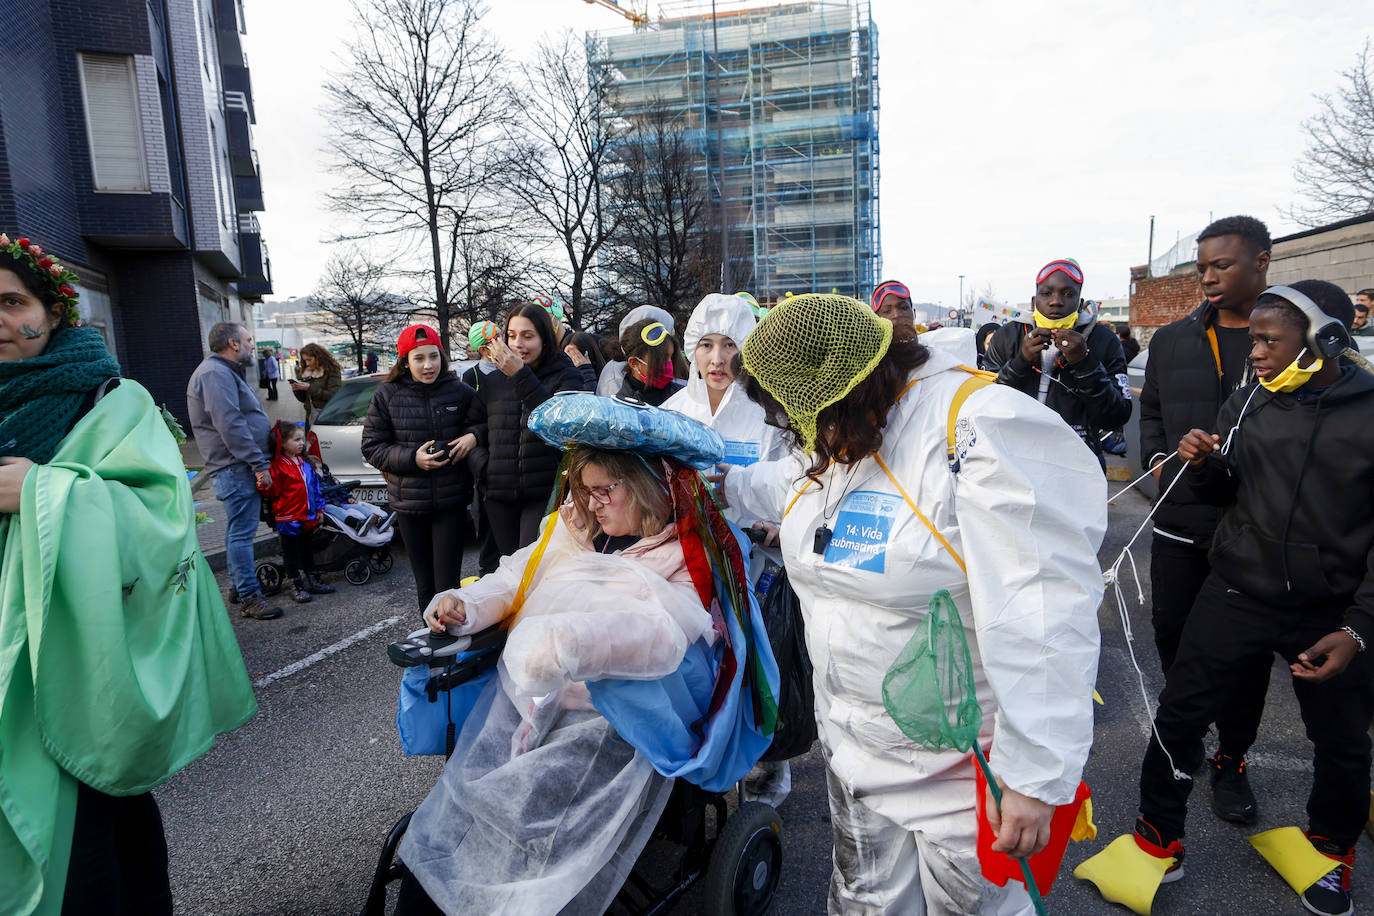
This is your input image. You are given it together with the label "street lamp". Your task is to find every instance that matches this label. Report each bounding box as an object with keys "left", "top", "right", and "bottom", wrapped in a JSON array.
[{"left": 958, "top": 274, "right": 965, "bottom": 326}]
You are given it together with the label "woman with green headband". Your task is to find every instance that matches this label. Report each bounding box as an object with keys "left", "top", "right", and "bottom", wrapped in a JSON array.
[
  {"left": 0, "top": 234, "right": 256, "bottom": 915},
  {"left": 720, "top": 293, "right": 1108, "bottom": 913}
]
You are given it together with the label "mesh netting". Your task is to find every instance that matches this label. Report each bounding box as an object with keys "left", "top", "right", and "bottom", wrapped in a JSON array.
[
  {"left": 881, "top": 589, "right": 982, "bottom": 753},
  {"left": 739, "top": 293, "right": 892, "bottom": 452}
]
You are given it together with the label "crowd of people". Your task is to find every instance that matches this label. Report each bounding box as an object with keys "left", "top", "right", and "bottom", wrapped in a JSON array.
[{"left": 3, "top": 213, "right": 1373, "bottom": 916}]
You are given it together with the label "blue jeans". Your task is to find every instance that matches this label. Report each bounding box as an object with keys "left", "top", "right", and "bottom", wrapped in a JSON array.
[{"left": 211, "top": 464, "right": 262, "bottom": 599}]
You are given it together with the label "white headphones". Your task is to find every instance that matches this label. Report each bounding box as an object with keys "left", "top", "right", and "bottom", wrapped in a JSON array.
[{"left": 1261, "top": 285, "right": 1352, "bottom": 359}]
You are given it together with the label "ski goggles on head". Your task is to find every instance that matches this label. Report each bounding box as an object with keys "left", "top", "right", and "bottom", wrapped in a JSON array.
[
  {"left": 871, "top": 281, "right": 911, "bottom": 311},
  {"left": 1035, "top": 259, "right": 1084, "bottom": 287}
]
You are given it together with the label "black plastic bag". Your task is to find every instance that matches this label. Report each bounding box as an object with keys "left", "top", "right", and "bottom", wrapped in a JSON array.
[{"left": 758, "top": 565, "right": 817, "bottom": 762}]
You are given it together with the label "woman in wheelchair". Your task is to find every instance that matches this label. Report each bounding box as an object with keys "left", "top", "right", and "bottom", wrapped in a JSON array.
[{"left": 394, "top": 440, "right": 764, "bottom": 915}]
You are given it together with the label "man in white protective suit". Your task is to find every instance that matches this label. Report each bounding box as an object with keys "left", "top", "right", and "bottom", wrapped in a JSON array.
[{"left": 717, "top": 293, "right": 1107, "bottom": 915}]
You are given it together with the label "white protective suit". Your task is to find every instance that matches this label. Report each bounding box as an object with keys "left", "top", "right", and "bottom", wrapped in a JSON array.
[
  {"left": 596, "top": 305, "right": 677, "bottom": 397},
  {"left": 398, "top": 506, "right": 716, "bottom": 915},
  {"left": 724, "top": 346, "right": 1106, "bottom": 914},
  {"left": 662, "top": 294, "right": 787, "bottom": 525}
]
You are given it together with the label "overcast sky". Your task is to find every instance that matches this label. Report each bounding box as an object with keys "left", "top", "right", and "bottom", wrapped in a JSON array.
[{"left": 242, "top": 0, "right": 1370, "bottom": 314}]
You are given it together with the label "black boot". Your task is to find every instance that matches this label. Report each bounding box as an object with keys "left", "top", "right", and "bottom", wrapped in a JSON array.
[{"left": 306, "top": 572, "right": 335, "bottom": 595}]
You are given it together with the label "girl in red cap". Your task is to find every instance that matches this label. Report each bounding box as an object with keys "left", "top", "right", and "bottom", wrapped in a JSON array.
[{"left": 363, "top": 325, "right": 479, "bottom": 612}]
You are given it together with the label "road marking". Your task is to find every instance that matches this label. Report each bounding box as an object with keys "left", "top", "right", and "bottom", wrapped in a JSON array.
[{"left": 254, "top": 616, "right": 402, "bottom": 688}]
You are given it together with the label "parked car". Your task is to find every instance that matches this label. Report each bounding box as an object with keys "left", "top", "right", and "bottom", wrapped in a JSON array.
[{"left": 313, "top": 361, "right": 478, "bottom": 508}]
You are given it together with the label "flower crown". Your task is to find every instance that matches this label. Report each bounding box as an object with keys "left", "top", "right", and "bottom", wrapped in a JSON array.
[{"left": 0, "top": 233, "right": 81, "bottom": 325}]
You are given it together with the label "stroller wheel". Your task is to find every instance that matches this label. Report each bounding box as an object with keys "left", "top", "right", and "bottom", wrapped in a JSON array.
[
  {"left": 369, "top": 550, "right": 394, "bottom": 575},
  {"left": 345, "top": 558, "right": 371, "bottom": 586},
  {"left": 256, "top": 562, "right": 284, "bottom": 596},
  {"left": 705, "top": 801, "right": 782, "bottom": 916}
]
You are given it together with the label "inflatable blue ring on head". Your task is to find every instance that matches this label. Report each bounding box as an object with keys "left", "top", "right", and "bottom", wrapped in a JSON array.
[{"left": 527, "top": 392, "right": 725, "bottom": 470}]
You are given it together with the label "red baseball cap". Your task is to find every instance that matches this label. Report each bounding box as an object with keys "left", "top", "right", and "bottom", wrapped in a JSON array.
[{"left": 397, "top": 324, "right": 442, "bottom": 359}]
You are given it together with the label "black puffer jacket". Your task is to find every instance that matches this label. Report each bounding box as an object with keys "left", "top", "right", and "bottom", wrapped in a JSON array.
[
  {"left": 1138, "top": 301, "right": 1247, "bottom": 544},
  {"left": 616, "top": 371, "right": 685, "bottom": 406},
  {"left": 361, "top": 373, "right": 478, "bottom": 514},
  {"left": 1189, "top": 366, "right": 1374, "bottom": 640},
  {"left": 985, "top": 316, "right": 1132, "bottom": 460},
  {"left": 473, "top": 352, "right": 592, "bottom": 503}
]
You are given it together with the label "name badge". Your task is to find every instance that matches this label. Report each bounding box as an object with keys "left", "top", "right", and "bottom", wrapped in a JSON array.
[
  {"left": 822, "top": 490, "right": 901, "bottom": 573},
  {"left": 721, "top": 439, "right": 762, "bottom": 467}
]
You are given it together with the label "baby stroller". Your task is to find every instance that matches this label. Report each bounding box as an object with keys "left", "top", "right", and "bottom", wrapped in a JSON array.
[
  {"left": 362, "top": 624, "right": 786, "bottom": 916},
  {"left": 256, "top": 427, "right": 396, "bottom": 593}
]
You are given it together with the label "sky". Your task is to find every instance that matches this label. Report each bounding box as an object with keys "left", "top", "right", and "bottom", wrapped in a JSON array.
[{"left": 242, "top": 0, "right": 1371, "bottom": 313}]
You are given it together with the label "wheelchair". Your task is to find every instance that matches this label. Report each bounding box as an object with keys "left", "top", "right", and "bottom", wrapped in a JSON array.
[{"left": 361, "top": 624, "right": 785, "bottom": 916}]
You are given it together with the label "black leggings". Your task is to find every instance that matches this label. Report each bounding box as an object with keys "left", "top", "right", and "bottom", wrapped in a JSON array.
[
  {"left": 278, "top": 526, "right": 317, "bottom": 580},
  {"left": 62, "top": 782, "right": 172, "bottom": 915},
  {"left": 394, "top": 509, "right": 466, "bottom": 612},
  {"left": 485, "top": 498, "right": 548, "bottom": 560}
]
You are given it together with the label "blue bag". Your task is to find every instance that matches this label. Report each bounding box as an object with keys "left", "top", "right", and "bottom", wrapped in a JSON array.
[{"left": 396, "top": 659, "right": 498, "bottom": 756}]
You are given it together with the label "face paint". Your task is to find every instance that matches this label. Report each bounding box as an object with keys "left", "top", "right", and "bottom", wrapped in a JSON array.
[
  {"left": 1032, "top": 310, "right": 1079, "bottom": 330},
  {"left": 19, "top": 324, "right": 46, "bottom": 340},
  {"left": 1259, "top": 348, "right": 1324, "bottom": 393}
]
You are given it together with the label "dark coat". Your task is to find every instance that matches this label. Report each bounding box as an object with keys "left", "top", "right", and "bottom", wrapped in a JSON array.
[
  {"left": 472, "top": 352, "right": 592, "bottom": 503},
  {"left": 1138, "top": 302, "right": 1244, "bottom": 544},
  {"left": 361, "top": 373, "right": 478, "bottom": 514},
  {"left": 985, "top": 318, "right": 1132, "bottom": 460},
  {"left": 1189, "top": 366, "right": 1374, "bottom": 641},
  {"left": 616, "top": 372, "right": 685, "bottom": 406}
]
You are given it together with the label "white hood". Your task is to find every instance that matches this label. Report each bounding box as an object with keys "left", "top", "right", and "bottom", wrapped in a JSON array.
[{"left": 682, "top": 294, "right": 757, "bottom": 365}]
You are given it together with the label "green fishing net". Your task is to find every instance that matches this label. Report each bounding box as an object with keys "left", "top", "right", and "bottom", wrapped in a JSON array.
[{"left": 882, "top": 589, "right": 981, "bottom": 753}]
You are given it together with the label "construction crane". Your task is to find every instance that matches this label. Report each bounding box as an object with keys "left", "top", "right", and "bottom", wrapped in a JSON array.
[{"left": 582, "top": 0, "right": 650, "bottom": 28}]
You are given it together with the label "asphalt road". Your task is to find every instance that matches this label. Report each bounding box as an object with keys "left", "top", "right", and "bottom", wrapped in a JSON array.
[{"left": 160, "top": 491, "right": 1372, "bottom": 915}]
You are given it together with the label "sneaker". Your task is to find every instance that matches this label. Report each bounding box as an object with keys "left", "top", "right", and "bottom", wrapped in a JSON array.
[
  {"left": 1134, "top": 818, "right": 1185, "bottom": 883},
  {"left": 306, "top": 573, "right": 335, "bottom": 595},
  {"left": 1209, "top": 752, "right": 1258, "bottom": 823},
  {"left": 1302, "top": 835, "right": 1354, "bottom": 916},
  {"left": 240, "top": 594, "right": 284, "bottom": 620}
]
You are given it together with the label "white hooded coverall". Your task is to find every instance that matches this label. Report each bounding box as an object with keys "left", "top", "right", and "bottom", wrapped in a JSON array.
[{"left": 724, "top": 347, "right": 1107, "bottom": 914}]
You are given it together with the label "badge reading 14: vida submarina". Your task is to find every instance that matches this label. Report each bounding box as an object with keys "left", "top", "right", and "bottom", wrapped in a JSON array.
[{"left": 822, "top": 490, "right": 901, "bottom": 573}]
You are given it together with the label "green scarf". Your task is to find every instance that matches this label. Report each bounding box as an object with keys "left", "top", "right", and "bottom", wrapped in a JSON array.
[
  {"left": 0, "top": 379, "right": 257, "bottom": 915},
  {"left": 0, "top": 327, "right": 121, "bottom": 463}
]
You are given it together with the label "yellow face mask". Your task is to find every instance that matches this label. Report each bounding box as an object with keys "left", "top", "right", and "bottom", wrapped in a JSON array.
[
  {"left": 1032, "top": 309, "right": 1079, "bottom": 330},
  {"left": 1260, "top": 349, "right": 1323, "bottom": 393}
]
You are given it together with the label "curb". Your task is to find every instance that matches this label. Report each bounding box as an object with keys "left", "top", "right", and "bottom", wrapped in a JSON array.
[{"left": 202, "top": 533, "right": 281, "bottom": 574}]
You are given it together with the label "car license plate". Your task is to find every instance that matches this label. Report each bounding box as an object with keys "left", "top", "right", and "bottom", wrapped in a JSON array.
[{"left": 353, "top": 487, "right": 388, "bottom": 506}]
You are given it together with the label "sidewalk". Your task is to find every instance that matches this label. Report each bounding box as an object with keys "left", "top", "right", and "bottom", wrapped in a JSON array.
[{"left": 185, "top": 386, "right": 313, "bottom": 571}]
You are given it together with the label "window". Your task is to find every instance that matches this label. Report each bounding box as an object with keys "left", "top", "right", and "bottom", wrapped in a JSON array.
[{"left": 77, "top": 53, "right": 150, "bottom": 192}]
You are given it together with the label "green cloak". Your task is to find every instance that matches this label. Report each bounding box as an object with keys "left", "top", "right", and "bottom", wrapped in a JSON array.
[{"left": 0, "top": 380, "right": 258, "bottom": 915}]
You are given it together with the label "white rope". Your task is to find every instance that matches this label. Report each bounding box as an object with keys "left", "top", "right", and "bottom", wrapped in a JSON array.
[{"left": 1103, "top": 452, "right": 1193, "bottom": 781}]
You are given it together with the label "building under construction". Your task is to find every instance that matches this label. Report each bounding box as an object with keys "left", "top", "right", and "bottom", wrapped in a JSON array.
[{"left": 588, "top": 0, "right": 880, "bottom": 303}]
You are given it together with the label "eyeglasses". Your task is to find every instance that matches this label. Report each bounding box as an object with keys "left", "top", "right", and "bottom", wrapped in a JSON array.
[{"left": 574, "top": 480, "right": 622, "bottom": 505}]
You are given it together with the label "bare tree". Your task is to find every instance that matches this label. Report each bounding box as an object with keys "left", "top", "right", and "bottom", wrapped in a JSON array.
[
  {"left": 502, "top": 32, "right": 620, "bottom": 329},
  {"left": 323, "top": 0, "right": 510, "bottom": 352},
  {"left": 601, "top": 99, "right": 717, "bottom": 325},
  {"left": 1287, "top": 38, "right": 1374, "bottom": 227},
  {"left": 313, "top": 251, "right": 409, "bottom": 371}
]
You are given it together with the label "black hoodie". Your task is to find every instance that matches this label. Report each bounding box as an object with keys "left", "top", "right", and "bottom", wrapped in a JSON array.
[{"left": 1189, "top": 365, "right": 1374, "bottom": 641}]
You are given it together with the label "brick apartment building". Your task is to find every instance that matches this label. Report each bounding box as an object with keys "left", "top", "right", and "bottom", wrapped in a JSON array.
[
  {"left": 0, "top": 0, "right": 271, "bottom": 420},
  {"left": 1129, "top": 213, "right": 1374, "bottom": 344}
]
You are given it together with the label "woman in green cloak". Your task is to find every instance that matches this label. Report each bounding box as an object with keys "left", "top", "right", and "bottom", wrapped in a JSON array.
[{"left": 0, "top": 234, "right": 258, "bottom": 915}]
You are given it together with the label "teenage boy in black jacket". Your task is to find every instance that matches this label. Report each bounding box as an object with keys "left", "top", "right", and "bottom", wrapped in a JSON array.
[
  {"left": 1137, "top": 215, "right": 1273, "bottom": 824},
  {"left": 984, "top": 258, "right": 1132, "bottom": 465},
  {"left": 1123, "top": 281, "right": 1373, "bottom": 916}
]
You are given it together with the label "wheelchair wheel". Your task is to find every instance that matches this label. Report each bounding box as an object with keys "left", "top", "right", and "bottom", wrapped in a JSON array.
[
  {"left": 704, "top": 801, "right": 782, "bottom": 916},
  {"left": 255, "top": 562, "right": 284, "bottom": 596},
  {"left": 369, "top": 550, "right": 393, "bottom": 575},
  {"left": 345, "top": 558, "right": 371, "bottom": 586}
]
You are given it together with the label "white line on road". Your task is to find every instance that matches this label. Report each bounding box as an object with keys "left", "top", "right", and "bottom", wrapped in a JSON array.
[{"left": 254, "top": 616, "right": 402, "bottom": 688}]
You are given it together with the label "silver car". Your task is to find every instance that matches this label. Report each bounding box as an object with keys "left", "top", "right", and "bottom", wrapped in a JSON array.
[{"left": 313, "top": 362, "right": 479, "bottom": 508}]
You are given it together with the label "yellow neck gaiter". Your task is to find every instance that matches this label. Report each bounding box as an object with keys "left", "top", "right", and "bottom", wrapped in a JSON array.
[
  {"left": 1260, "top": 349, "right": 1323, "bottom": 392},
  {"left": 1033, "top": 310, "right": 1079, "bottom": 330}
]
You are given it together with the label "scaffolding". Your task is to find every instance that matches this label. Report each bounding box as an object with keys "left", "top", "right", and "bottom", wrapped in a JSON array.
[{"left": 588, "top": 0, "right": 880, "bottom": 303}]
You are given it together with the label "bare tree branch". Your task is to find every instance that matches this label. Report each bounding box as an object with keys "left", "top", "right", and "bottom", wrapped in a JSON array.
[
  {"left": 312, "top": 250, "right": 411, "bottom": 371},
  {"left": 1286, "top": 38, "right": 1374, "bottom": 227}
]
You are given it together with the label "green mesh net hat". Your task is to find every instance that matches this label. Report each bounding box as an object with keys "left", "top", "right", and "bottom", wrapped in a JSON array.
[{"left": 740, "top": 293, "right": 893, "bottom": 452}]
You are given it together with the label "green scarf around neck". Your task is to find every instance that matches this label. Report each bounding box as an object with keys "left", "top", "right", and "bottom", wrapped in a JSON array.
[{"left": 0, "top": 327, "right": 121, "bottom": 463}]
